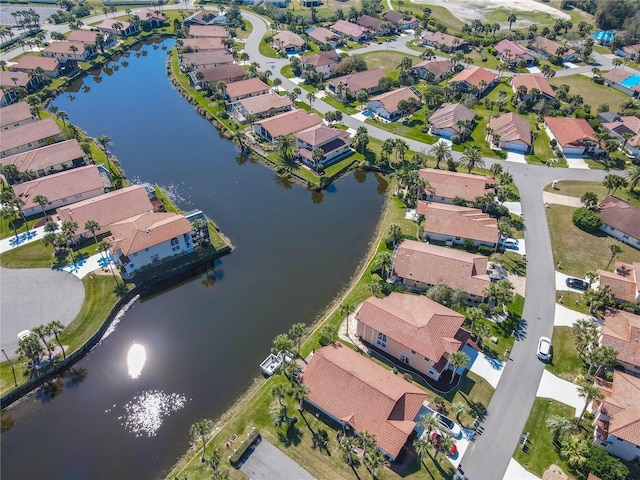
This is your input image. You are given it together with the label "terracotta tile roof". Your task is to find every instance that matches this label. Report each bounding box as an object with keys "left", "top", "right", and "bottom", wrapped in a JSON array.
[
  {"left": 418, "top": 168, "right": 493, "bottom": 201},
  {"left": 511, "top": 74, "right": 555, "bottom": 99},
  {"left": 328, "top": 69, "right": 385, "bottom": 92},
  {"left": 587, "top": 475, "right": 603, "bottom": 480},
  {"left": 56, "top": 185, "right": 154, "bottom": 237},
  {"left": 136, "top": 7, "right": 165, "bottom": 21},
  {"left": 544, "top": 117, "right": 595, "bottom": 148},
  {"left": 225, "top": 77, "right": 270, "bottom": 99},
  {"left": 182, "top": 37, "right": 226, "bottom": 51},
  {"left": 273, "top": 30, "right": 305, "bottom": 48},
  {"left": 332, "top": 20, "right": 369, "bottom": 38},
  {"left": 67, "top": 30, "right": 101, "bottom": 43},
  {"left": 599, "top": 371, "right": 640, "bottom": 447},
  {"left": 237, "top": 92, "right": 292, "bottom": 115},
  {"left": 300, "top": 51, "right": 339, "bottom": 67},
  {"left": 369, "top": 87, "right": 421, "bottom": 115},
  {"left": 1, "top": 139, "right": 84, "bottom": 173},
  {"left": 529, "top": 36, "right": 576, "bottom": 58},
  {"left": 494, "top": 39, "right": 533, "bottom": 62},
  {"left": 622, "top": 44, "right": 640, "bottom": 55},
  {"left": 253, "top": 109, "right": 322, "bottom": 138},
  {"left": 602, "top": 116, "right": 640, "bottom": 148},
  {"left": 599, "top": 195, "right": 640, "bottom": 240},
  {"left": 181, "top": 50, "right": 234, "bottom": 67},
  {"left": 188, "top": 25, "right": 228, "bottom": 38},
  {"left": 411, "top": 59, "right": 454, "bottom": 78},
  {"left": 392, "top": 239, "right": 490, "bottom": 296},
  {"left": 599, "top": 262, "right": 640, "bottom": 303},
  {"left": 297, "top": 135, "right": 351, "bottom": 161},
  {"left": 427, "top": 102, "right": 475, "bottom": 132},
  {"left": 198, "top": 64, "right": 247, "bottom": 84},
  {"left": 12, "top": 55, "right": 60, "bottom": 72},
  {"left": 450, "top": 67, "right": 498, "bottom": 89},
  {"left": 601, "top": 68, "right": 633, "bottom": 84},
  {"left": 357, "top": 292, "right": 467, "bottom": 364},
  {"left": 0, "top": 101, "right": 33, "bottom": 127},
  {"left": 307, "top": 27, "right": 340, "bottom": 44},
  {"left": 489, "top": 112, "right": 532, "bottom": 146},
  {"left": 0, "top": 118, "right": 61, "bottom": 153},
  {"left": 303, "top": 344, "right": 427, "bottom": 459},
  {"left": 0, "top": 71, "right": 31, "bottom": 89},
  {"left": 383, "top": 11, "right": 417, "bottom": 26},
  {"left": 108, "top": 212, "right": 191, "bottom": 256},
  {"left": 13, "top": 165, "right": 103, "bottom": 210},
  {"left": 417, "top": 201, "right": 499, "bottom": 245},
  {"left": 97, "top": 19, "right": 133, "bottom": 31},
  {"left": 42, "top": 41, "right": 90, "bottom": 56},
  {"left": 295, "top": 124, "right": 348, "bottom": 147},
  {"left": 356, "top": 15, "right": 385, "bottom": 32},
  {"left": 602, "top": 309, "right": 640, "bottom": 369},
  {"left": 422, "top": 31, "right": 467, "bottom": 49}
]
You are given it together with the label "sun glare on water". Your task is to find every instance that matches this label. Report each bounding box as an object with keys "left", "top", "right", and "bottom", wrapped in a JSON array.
[{"left": 127, "top": 343, "right": 147, "bottom": 379}]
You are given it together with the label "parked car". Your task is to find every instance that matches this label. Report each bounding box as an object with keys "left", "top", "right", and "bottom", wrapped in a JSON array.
[
  {"left": 566, "top": 277, "right": 589, "bottom": 290},
  {"left": 430, "top": 432, "right": 458, "bottom": 456},
  {"left": 502, "top": 238, "right": 519, "bottom": 249},
  {"left": 537, "top": 336, "right": 552, "bottom": 361},
  {"left": 432, "top": 412, "right": 462, "bottom": 438},
  {"left": 17, "top": 330, "right": 31, "bottom": 341}
]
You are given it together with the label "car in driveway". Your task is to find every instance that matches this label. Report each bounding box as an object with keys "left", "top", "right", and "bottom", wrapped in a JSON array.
[
  {"left": 566, "top": 277, "right": 589, "bottom": 290},
  {"left": 432, "top": 412, "right": 462, "bottom": 438},
  {"left": 537, "top": 336, "right": 552, "bottom": 362},
  {"left": 502, "top": 238, "right": 519, "bottom": 250}
]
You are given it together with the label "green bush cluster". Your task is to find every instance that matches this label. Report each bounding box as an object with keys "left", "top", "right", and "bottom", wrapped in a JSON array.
[
  {"left": 229, "top": 429, "right": 260, "bottom": 467},
  {"left": 572, "top": 207, "right": 602, "bottom": 233}
]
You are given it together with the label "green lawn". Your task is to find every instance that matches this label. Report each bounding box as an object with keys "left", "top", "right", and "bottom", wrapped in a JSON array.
[
  {"left": 485, "top": 8, "right": 565, "bottom": 27},
  {"left": 467, "top": 48, "right": 502, "bottom": 70},
  {"left": 320, "top": 94, "right": 359, "bottom": 115},
  {"left": 365, "top": 113, "right": 439, "bottom": 145},
  {"left": 258, "top": 37, "right": 277, "bottom": 59},
  {"left": 0, "top": 241, "right": 55, "bottom": 269},
  {"left": 359, "top": 51, "right": 420, "bottom": 77},
  {"left": 544, "top": 180, "right": 640, "bottom": 207},
  {"left": 555, "top": 291, "right": 591, "bottom": 316},
  {"left": 549, "top": 75, "right": 631, "bottom": 114},
  {"left": 546, "top": 326, "right": 586, "bottom": 382},
  {"left": 546, "top": 204, "right": 639, "bottom": 278}
]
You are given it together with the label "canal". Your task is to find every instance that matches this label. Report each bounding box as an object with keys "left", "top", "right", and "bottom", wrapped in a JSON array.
[{"left": 1, "top": 39, "right": 387, "bottom": 479}]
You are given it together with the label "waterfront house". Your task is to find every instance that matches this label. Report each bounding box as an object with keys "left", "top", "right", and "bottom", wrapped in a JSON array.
[
  {"left": 356, "top": 292, "right": 470, "bottom": 381},
  {"left": 449, "top": 67, "right": 498, "bottom": 97},
  {"left": 107, "top": 212, "right": 194, "bottom": 274},
  {"left": 494, "top": 39, "right": 535, "bottom": 66},
  {"left": 594, "top": 372, "right": 640, "bottom": 461},
  {"left": 383, "top": 10, "right": 418, "bottom": 30},
  {"left": 180, "top": 51, "right": 234, "bottom": 70},
  {"left": 299, "top": 51, "right": 340, "bottom": 78},
  {"left": 391, "top": 239, "right": 490, "bottom": 303},
  {"left": 223, "top": 77, "right": 270, "bottom": 102},
  {"left": 421, "top": 31, "right": 468, "bottom": 53},
  {"left": 306, "top": 26, "right": 342, "bottom": 48},
  {"left": 0, "top": 139, "right": 86, "bottom": 177},
  {"left": 597, "top": 262, "right": 640, "bottom": 304},
  {"left": 0, "top": 102, "right": 36, "bottom": 130},
  {"left": 601, "top": 309, "right": 640, "bottom": 376},
  {"left": 0, "top": 71, "right": 41, "bottom": 95},
  {"left": 511, "top": 74, "right": 556, "bottom": 102},
  {"left": 527, "top": 36, "right": 577, "bottom": 62},
  {"left": 410, "top": 59, "right": 454, "bottom": 82},
  {"left": 366, "top": 87, "right": 421, "bottom": 121},
  {"left": 544, "top": 117, "right": 597, "bottom": 156},
  {"left": 232, "top": 93, "right": 293, "bottom": 122},
  {"left": 183, "top": 10, "right": 229, "bottom": 26},
  {"left": 68, "top": 29, "right": 116, "bottom": 49},
  {"left": 188, "top": 64, "right": 247, "bottom": 89},
  {"left": 601, "top": 115, "right": 640, "bottom": 158},
  {"left": 417, "top": 201, "right": 500, "bottom": 248},
  {"left": 182, "top": 37, "right": 226, "bottom": 52},
  {"left": 327, "top": 69, "right": 385, "bottom": 98},
  {"left": 42, "top": 40, "right": 97, "bottom": 62},
  {"left": 272, "top": 30, "right": 306, "bottom": 54},
  {"left": 188, "top": 25, "right": 228, "bottom": 39},
  {"left": 427, "top": 102, "right": 475, "bottom": 139},
  {"left": 356, "top": 15, "right": 393, "bottom": 35},
  {"left": 96, "top": 19, "right": 139, "bottom": 37},
  {"left": 331, "top": 20, "right": 370, "bottom": 42},
  {"left": 302, "top": 343, "right": 428, "bottom": 461},
  {"left": 252, "top": 109, "right": 323, "bottom": 143},
  {"left": 598, "top": 196, "right": 640, "bottom": 249},
  {"left": 418, "top": 168, "right": 494, "bottom": 204},
  {"left": 0, "top": 118, "right": 62, "bottom": 158},
  {"left": 135, "top": 8, "right": 165, "bottom": 28},
  {"left": 56, "top": 185, "right": 154, "bottom": 243},
  {"left": 488, "top": 112, "right": 532, "bottom": 153},
  {"left": 294, "top": 124, "right": 352, "bottom": 168},
  {"left": 13, "top": 165, "right": 105, "bottom": 217},
  {"left": 11, "top": 55, "right": 62, "bottom": 78}
]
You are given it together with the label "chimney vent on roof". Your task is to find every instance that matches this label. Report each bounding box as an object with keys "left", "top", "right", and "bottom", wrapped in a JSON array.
[{"left": 146, "top": 228, "right": 153, "bottom": 233}]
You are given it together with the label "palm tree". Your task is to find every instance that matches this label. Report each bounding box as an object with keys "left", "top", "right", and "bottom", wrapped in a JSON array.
[
  {"left": 363, "top": 448, "right": 389, "bottom": 478},
  {"left": 413, "top": 437, "right": 432, "bottom": 467},
  {"left": 507, "top": 12, "right": 517, "bottom": 30},
  {"left": 560, "top": 435, "right": 588, "bottom": 469},
  {"left": 311, "top": 148, "right": 324, "bottom": 169},
  {"left": 96, "top": 135, "right": 113, "bottom": 172},
  {"left": 339, "top": 302, "right": 354, "bottom": 337},
  {"left": 291, "top": 384, "right": 309, "bottom": 410},
  {"left": 47, "top": 320, "right": 66, "bottom": 360},
  {"left": 32, "top": 194, "right": 49, "bottom": 220},
  {"left": 275, "top": 134, "right": 295, "bottom": 161},
  {"left": 98, "top": 240, "right": 120, "bottom": 287},
  {"left": 452, "top": 401, "right": 468, "bottom": 424},
  {"left": 625, "top": 165, "right": 640, "bottom": 192},
  {"left": 466, "top": 307, "right": 485, "bottom": 337},
  {"left": 433, "top": 432, "right": 454, "bottom": 459},
  {"left": 474, "top": 322, "right": 492, "bottom": 350},
  {"left": 372, "top": 251, "right": 392, "bottom": 280},
  {"left": 576, "top": 380, "right": 604, "bottom": 424},
  {"left": 56, "top": 111, "right": 69, "bottom": 136},
  {"left": 429, "top": 141, "right": 452, "bottom": 170},
  {"left": 288, "top": 322, "right": 307, "bottom": 357},
  {"left": 338, "top": 435, "right": 360, "bottom": 467},
  {"left": 389, "top": 224, "right": 402, "bottom": 246},
  {"left": 448, "top": 351, "right": 470, "bottom": 384},
  {"left": 190, "top": 419, "right": 213, "bottom": 462},
  {"left": 490, "top": 163, "right": 503, "bottom": 178},
  {"left": 546, "top": 415, "right": 571, "bottom": 444},
  {"left": 84, "top": 219, "right": 101, "bottom": 246},
  {"left": 272, "top": 77, "right": 282, "bottom": 93},
  {"left": 460, "top": 146, "right": 484, "bottom": 173},
  {"left": 271, "top": 382, "right": 287, "bottom": 406},
  {"left": 606, "top": 244, "right": 622, "bottom": 270}
]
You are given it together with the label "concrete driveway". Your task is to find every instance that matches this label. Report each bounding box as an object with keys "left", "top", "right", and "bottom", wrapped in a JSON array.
[
  {"left": 536, "top": 370, "right": 583, "bottom": 417},
  {"left": 0, "top": 267, "right": 84, "bottom": 356},
  {"left": 240, "top": 438, "right": 315, "bottom": 480}
]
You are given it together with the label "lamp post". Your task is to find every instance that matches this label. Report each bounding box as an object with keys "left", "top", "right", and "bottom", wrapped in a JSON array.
[{"left": 2, "top": 349, "right": 18, "bottom": 387}]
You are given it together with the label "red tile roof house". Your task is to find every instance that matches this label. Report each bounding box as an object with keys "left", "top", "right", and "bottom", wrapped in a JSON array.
[
  {"left": 366, "top": 87, "right": 421, "bottom": 121},
  {"left": 598, "top": 196, "right": 640, "bottom": 249},
  {"left": 306, "top": 26, "right": 342, "bottom": 48},
  {"left": 527, "top": 36, "right": 578, "bottom": 62},
  {"left": 188, "top": 64, "right": 247, "bottom": 90},
  {"left": 593, "top": 371, "right": 640, "bottom": 461},
  {"left": 252, "top": 109, "right": 323, "bottom": 143},
  {"left": 68, "top": 29, "right": 116, "bottom": 49},
  {"left": 272, "top": 30, "right": 306, "bottom": 54},
  {"left": 224, "top": 77, "right": 270, "bottom": 102},
  {"left": 179, "top": 51, "right": 234, "bottom": 71},
  {"left": 299, "top": 51, "right": 340, "bottom": 79},
  {"left": 42, "top": 40, "right": 97, "bottom": 62},
  {"left": 183, "top": 10, "right": 228, "bottom": 26},
  {"left": 232, "top": 92, "right": 292, "bottom": 122},
  {"left": 602, "top": 115, "right": 640, "bottom": 159},
  {"left": 421, "top": 31, "right": 468, "bottom": 53},
  {"left": 427, "top": 102, "right": 476, "bottom": 139},
  {"left": 331, "top": 20, "right": 371, "bottom": 43},
  {"left": 327, "top": 68, "right": 385, "bottom": 99},
  {"left": 0, "top": 101, "right": 36, "bottom": 130},
  {"left": 0, "top": 139, "right": 86, "bottom": 177},
  {"left": 544, "top": 116, "right": 598, "bottom": 157},
  {"left": 410, "top": 59, "right": 454, "bottom": 82},
  {"left": 418, "top": 168, "right": 494, "bottom": 204},
  {"left": 450, "top": 67, "right": 498, "bottom": 98},
  {"left": 96, "top": 18, "right": 139, "bottom": 37},
  {"left": 302, "top": 343, "right": 428, "bottom": 461},
  {"left": 107, "top": 212, "right": 194, "bottom": 275},
  {"left": 0, "top": 87, "right": 18, "bottom": 108},
  {"left": 391, "top": 239, "right": 491, "bottom": 304},
  {"left": 600, "top": 309, "right": 640, "bottom": 377},
  {"left": 494, "top": 39, "right": 536, "bottom": 67},
  {"left": 11, "top": 55, "right": 62, "bottom": 78},
  {"left": 356, "top": 15, "right": 395, "bottom": 35},
  {"left": 181, "top": 37, "right": 226, "bottom": 52},
  {"left": 488, "top": 112, "right": 532, "bottom": 153},
  {"left": 511, "top": 74, "right": 556, "bottom": 102},
  {"left": 598, "top": 262, "right": 640, "bottom": 304},
  {"left": 417, "top": 201, "right": 500, "bottom": 248},
  {"left": 135, "top": 7, "right": 165, "bottom": 28},
  {"left": 0, "top": 71, "right": 41, "bottom": 97},
  {"left": 294, "top": 124, "right": 352, "bottom": 169},
  {"left": 13, "top": 165, "right": 105, "bottom": 217},
  {"left": 356, "top": 292, "right": 470, "bottom": 382},
  {"left": 383, "top": 10, "right": 418, "bottom": 30},
  {"left": 601, "top": 69, "right": 640, "bottom": 97},
  {"left": 188, "top": 25, "right": 229, "bottom": 38},
  {"left": 0, "top": 118, "right": 62, "bottom": 158},
  {"left": 617, "top": 44, "right": 640, "bottom": 61},
  {"left": 56, "top": 185, "right": 154, "bottom": 243}
]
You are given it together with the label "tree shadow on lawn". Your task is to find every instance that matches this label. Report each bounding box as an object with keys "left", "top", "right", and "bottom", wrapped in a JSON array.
[
  {"left": 278, "top": 423, "right": 303, "bottom": 448},
  {"left": 402, "top": 118, "right": 424, "bottom": 128}
]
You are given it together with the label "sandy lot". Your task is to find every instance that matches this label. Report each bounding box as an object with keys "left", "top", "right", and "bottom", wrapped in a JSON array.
[{"left": 413, "top": 0, "right": 570, "bottom": 23}]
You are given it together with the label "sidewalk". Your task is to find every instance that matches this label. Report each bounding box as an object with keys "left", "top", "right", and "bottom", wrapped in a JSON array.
[
  {"left": 536, "top": 370, "right": 583, "bottom": 417},
  {"left": 463, "top": 345, "right": 506, "bottom": 389},
  {"left": 0, "top": 224, "right": 51, "bottom": 254},
  {"left": 542, "top": 191, "right": 582, "bottom": 207}
]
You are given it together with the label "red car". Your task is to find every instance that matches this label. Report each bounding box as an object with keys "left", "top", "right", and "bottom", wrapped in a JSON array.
[{"left": 430, "top": 432, "right": 458, "bottom": 456}]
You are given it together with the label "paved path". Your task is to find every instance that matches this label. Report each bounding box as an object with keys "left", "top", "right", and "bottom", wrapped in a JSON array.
[
  {"left": 463, "top": 345, "right": 505, "bottom": 389},
  {"left": 240, "top": 437, "right": 316, "bottom": 480},
  {"left": 503, "top": 458, "right": 540, "bottom": 480},
  {"left": 0, "top": 224, "right": 51, "bottom": 254},
  {"left": 542, "top": 191, "right": 582, "bottom": 207},
  {"left": 536, "top": 370, "right": 583, "bottom": 417}
]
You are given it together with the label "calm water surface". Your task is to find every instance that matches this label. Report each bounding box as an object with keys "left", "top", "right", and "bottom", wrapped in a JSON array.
[{"left": 1, "top": 40, "right": 387, "bottom": 479}]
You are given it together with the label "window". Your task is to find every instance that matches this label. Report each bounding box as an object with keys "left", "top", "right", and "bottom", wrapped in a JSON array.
[
  {"left": 411, "top": 350, "right": 416, "bottom": 355},
  {"left": 400, "top": 353, "right": 410, "bottom": 365},
  {"left": 133, "top": 252, "right": 138, "bottom": 257},
  {"left": 170, "top": 237, "right": 179, "bottom": 246},
  {"left": 428, "top": 369, "right": 435, "bottom": 376},
  {"left": 424, "top": 357, "right": 430, "bottom": 362},
  {"left": 144, "top": 248, "right": 150, "bottom": 253},
  {"left": 376, "top": 332, "right": 387, "bottom": 349}
]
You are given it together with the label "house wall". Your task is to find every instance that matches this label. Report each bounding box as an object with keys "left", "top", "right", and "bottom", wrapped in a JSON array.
[
  {"left": 1, "top": 115, "right": 36, "bottom": 131},
  {"left": 603, "top": 434, "right": 640, "bottom": 461},
  {"left": 227, "top": 88, "right": 270, "bottom": 102},
  {"left": 22, "top": 186, "right": 104, "bottom": 217},
  {"left": 430, "top": 126, "right": 458, "bottom": 139},
  {"left": 599, "top": 224, "right": 640, "bottom": 250},
  {"left": 0, "top": 91, "right": 19, "bottom": 107},
  {"left": 499, "top": 140, "right": 529, "bottom": 153},
  {"left": 396, "top": 276, "right": 486, "bottom": 304},
  {"left": 423, "top": 193, "right": 454, "bottom": 205},
  {"left": 120, "top": 232, "right": 194, "bottom": 273},
  {"left": 1, "top": 134, "right": 62, "bottom": 157},
  {"left": 424, "top": 231, "right": 497, "bottom": 248},
  {"left": 42, "top": 48, "right": 95, "bottom": 62}
]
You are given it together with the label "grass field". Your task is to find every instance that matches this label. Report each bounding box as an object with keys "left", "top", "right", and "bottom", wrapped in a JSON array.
[
  {"left": 546, "top": 326, "right": 586, "bottom": 382},
  {"left": 549, "top": 75, "right": 631, "bottom": 114},
  {"left": 360, "top": 51, "right": 420, "bottom": 76},
  {"left": 544, "top": 180, "right": 640, "bottom": 207}
]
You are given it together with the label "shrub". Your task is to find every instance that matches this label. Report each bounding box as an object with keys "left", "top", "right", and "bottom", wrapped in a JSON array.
[
  {"left": 464, "top": 238, "right": 475, "bottom": 252},
  {"left": 572, "top": 207, "right": 602, "bottom": 233},
  {"left": 478, "top": 245, "right": 493, "bottom": 256},
  {"left": 451, "top": 134, "right": 461, "bottom": 144},
  {"left": 229, "top": 429, "right": 261, "bottom": 467}
]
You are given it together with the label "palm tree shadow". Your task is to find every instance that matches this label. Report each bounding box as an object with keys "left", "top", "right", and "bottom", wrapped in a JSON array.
[{"left": 282, "top": 156, "right": 300, "bottom": 172}]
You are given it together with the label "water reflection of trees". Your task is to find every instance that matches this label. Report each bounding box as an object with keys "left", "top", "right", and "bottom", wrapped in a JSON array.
[
  {"left": 353, "top": 168, "right": 367, "bottom": 183},
  {"left": 311, "top": 190, "right": 323, "bottom": 204},
  {"left": 1, "top": 412, "right": 15, "bottom": 433},
  {"left": 274, "top": 173, "right": 293, "bottom": 190}
]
